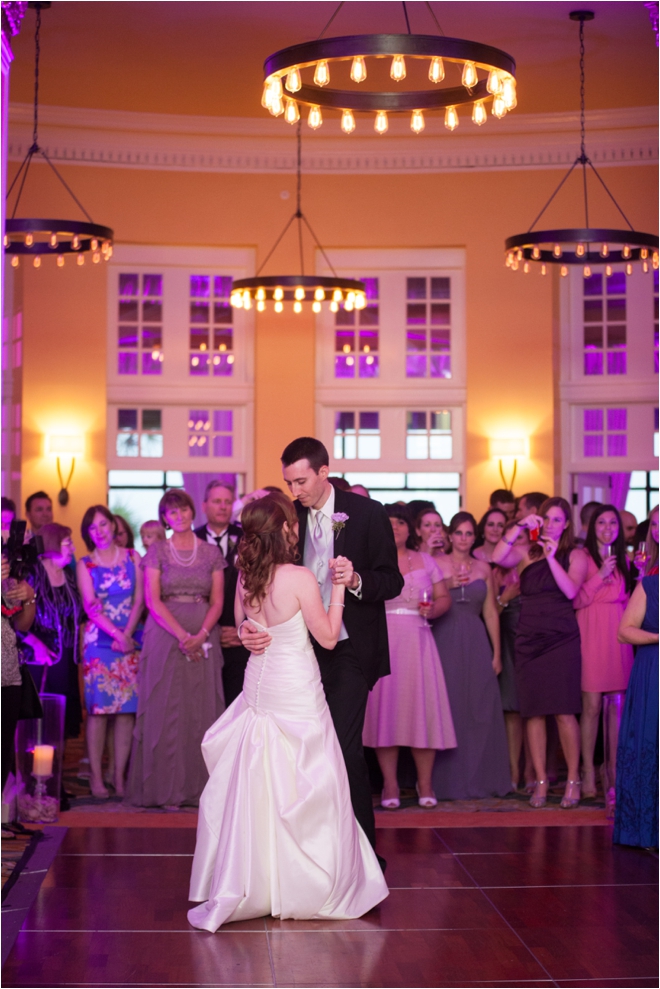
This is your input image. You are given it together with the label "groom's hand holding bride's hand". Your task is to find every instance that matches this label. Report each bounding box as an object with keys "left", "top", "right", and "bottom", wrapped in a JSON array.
[
  {"left": 329, "top": 556, "right": 359, "bottom": 590},
  {"left": 239, "top": 621, "right": 272, "bottom": 655}
]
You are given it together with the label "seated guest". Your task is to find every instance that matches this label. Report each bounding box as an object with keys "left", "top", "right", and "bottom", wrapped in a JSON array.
[
  {"left": 363, "top": 506, "right": 455, "bottom": 808},
  {"left": 489, "top": 489, "right": 516, "bottom": 521},
  {"left": 415, "top": 509, "right": 447, "bottom": 558},
  {"left": 473, "top": 508, "right": 508, "bottom": 562},
  {"left": 614, "top": 573, "right": 658, "bottom": 849},
  {"left": 139, "top": 519, "right": 166, "bottom": 549},
  {"left": 576, "top": 500, "right": 602, "bottom": 546},
  {"left": 433, "top": 512, "right": 510, "bottom": 800},
  {"left": 114, "top": 514, "right": 135, "bottom": 550},
  {"left": 515, "top": 491, "right": 549, "bottom": 520},
  {"left": 194, "top": 481, "right": 249, "bottom": 706},
  {"left": 126, "top": 489, "right": 226, "bottom": 808},
  {"left": 24, "top": 490, "right": 53, "bottom": 538},
  {"left": 77, "top": 506, "right": 144, "bottom": 799},
  {"left": 19, "top": 523, "right": 84, "bottom": 741},
  {"left": 574, "top": 505, "right": 633, "bottom": 815}
]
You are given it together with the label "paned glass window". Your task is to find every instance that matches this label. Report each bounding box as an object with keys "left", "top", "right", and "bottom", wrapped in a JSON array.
[
  {"left": 583, "top": 272, "right": 626, "bottom": 376},
  {"left": 654, "top": 269, "right": 658, "bottom": 374},
  {"left": 583, "top": 407, "right": 627, "bottom": 458},
  {"left": 116, "top": 409, "right": 163, "bottom": 458},
  {"left": 189, "top": 276, "right": 234, "bottom": 377},
  {"left": 334, "top": 411, "right": 381, "bottom": 459},
  {"left": 406, "top": 410, "right": 452, "bottom": 459},
  {"left": 118, "top": 273, "right": 163, "bottom": 376},
  {"left": 406, "top": 277, "right": 451, "bottom": 379},
  {"left": 334, "top": 278, "right": 379, "bottom": 379},
  {"left": 626, "top": 469, "right": 659, "bottom": 521},
  {"left": 188, "top": 409, "right": 234, "bottom": 458}
]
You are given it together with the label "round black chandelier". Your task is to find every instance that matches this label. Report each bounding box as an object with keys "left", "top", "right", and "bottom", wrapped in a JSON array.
[
  {"left": 230, "top": 122, "right": 366, "bottom": 314},
  {"left": 505, "top": 11, "right": 658, "bottom": 278},
  {"left": 4, "top": 2, "right": 114, "bottom": 269},
  {"left": 261, "top": 1, "right": 517, "bottom": 135}
]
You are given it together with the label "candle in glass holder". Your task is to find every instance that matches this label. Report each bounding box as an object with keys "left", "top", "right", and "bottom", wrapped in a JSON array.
[{"left": 32, "top": 744, "right": 54, "bottom": 777}]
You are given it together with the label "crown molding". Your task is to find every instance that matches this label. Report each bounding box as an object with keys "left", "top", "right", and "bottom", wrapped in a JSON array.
[{"left": 7, "top": 103, "right": 658, "bottom": 175}]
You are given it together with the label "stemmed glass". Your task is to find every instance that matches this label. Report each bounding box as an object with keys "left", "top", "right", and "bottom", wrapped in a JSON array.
[
  {"left": 419, "top": 589, "right": 431, "bottom": 627},
  {"left": 456, "top": 564, "right": 469, "bottom": 603},
  {"left": 637, "top": 541, "right": 648, "bottom": 578},
  {"left": 602, "top": 543, "right": 613, "bottom": 584}
]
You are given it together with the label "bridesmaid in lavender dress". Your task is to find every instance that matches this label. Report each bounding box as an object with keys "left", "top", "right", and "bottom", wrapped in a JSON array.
[
  {"left": 126, "top": 489, "right": 226, "bottom": 809},
  {"left": 363, "top": 506, "right": 456, "bottom": 808}
]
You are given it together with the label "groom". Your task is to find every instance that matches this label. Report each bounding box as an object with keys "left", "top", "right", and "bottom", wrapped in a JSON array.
[{"left": 241, "top": 437, "right": 403, "bottom": 851}]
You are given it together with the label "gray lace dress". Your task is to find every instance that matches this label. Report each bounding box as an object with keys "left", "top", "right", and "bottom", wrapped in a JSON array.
[{"left": 126, "top": 539, "right": 226, "bottom": 808}]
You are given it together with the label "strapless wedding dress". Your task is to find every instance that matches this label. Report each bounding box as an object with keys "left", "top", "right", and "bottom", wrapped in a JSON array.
[{"left": 187, "top": 610, "right": 388, "bottom": 930}]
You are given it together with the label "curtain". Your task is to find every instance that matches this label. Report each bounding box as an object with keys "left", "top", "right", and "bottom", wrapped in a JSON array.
[
  {"left": 609, "top": 472, "right": 631, "bottom": 511},
  {"left": 182, "top": 472, "right": 237, "bottom": 526}
]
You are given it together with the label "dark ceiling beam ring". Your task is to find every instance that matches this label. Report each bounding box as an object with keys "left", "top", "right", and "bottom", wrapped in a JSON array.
[
  {"left": 505, "top": 228, "right": 660, "bottom": 252},
  {"left": 295, "top": 80, "right": 489, "bottom": 112}
]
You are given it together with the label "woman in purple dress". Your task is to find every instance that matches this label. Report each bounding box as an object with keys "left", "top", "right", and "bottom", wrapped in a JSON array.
[{"left": 492, "top": 497, "right": 588, "bottom": 809}]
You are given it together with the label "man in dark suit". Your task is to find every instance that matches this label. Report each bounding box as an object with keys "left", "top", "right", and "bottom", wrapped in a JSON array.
[
  {"left": 241, "top": 438, "right": 403, "bottom": 851},
  {"left": 194, "top": 480, "right": 249, "bottom": 706}
]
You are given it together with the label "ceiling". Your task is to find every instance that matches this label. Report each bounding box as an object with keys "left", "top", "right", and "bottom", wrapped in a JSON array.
[{"left": 7, "top": 1, "right": 659, "bottom": 120}]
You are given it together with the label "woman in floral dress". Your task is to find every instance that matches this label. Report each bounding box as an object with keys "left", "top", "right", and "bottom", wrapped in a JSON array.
[{"left": 77, "top": 505, "right": 144, "bottom": 798}]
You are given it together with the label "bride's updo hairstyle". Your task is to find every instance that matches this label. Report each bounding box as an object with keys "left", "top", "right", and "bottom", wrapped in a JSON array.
[{"left": 237, "top": 493, "right": 299, "bottom": 607}]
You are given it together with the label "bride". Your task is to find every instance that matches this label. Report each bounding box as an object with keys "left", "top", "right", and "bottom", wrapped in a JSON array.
[{"left": 187, "top": 493, "right": 388, "bottom": 930}]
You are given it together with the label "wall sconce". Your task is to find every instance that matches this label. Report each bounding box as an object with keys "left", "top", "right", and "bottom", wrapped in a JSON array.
[
  {"left": 489, "top": 437, "right": 528, "bottom": 491},
  {"left": 47, "top": 435, "right": 84, "bottom": 506}
]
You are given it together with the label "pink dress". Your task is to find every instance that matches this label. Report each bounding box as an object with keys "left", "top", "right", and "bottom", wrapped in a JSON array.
[
  {"left": 363, "top": 554, "right": 456, "bottom": 750},
  {"left": 574, "top": 552, "right": 634, "bottom": 693}
]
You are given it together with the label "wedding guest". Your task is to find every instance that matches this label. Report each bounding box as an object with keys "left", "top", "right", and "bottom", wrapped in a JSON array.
[
  {"left": 574, "top": 505, "right": 633, "bottom": 814},
  {"left": 416, "top": 509, "right": 447, "bottom": 558},
  {"left": 194, "top": 481, "right": 248, "bottom": 706},
  {"left": 1, "top": 557, "right": 37, "bottom": 796},
  {"left": 432, "top": 512, "right": 510, "bottom": 799},
  {"left": 363, "top": 506, "right": 455, "bottom": 808},
  {"left": 515, "top": 492, "right": 549, "bottom": 520},
  {"left": 633, "top": 506, "right": 658, "bottom": 578},
  {"left": 77, "top": 506, "right": 144, "bottom": 798},
  {"left": 351, "top": 484, "right": 370, "bottom": 498},
  {"left": 329, "top": 477, "right": 351, "bottom": 492},
  {"left": 24, "top": 491, "right": 53, "bottom": 537},
  {"left": 1, "top": 497, "right": 16, "bottom": 540},
  {"left": 493, "top": 497, "right": 588, "bottom": 809},
  {"left": 139, "top": 520, "right": 166, "bottom": 549},
  {"left": 114, "top": 514, "right": 135, "bottom": 550},
  {"left": 489, "top": 489, "right": 516, "bottom": 521},
  {"left": 126, "top": 489, "right": 226, "bottom": 808},
  {"left": 613, "top": 574, "right": 658, "bottom": 849},
  {"left": 620, "top": 510, "right": 638, "bottom": 553},
  {"left": 231, "top": 488, "right": 270, "bottom": 523},
  {"left": 19, "top": 523, "right": 84, "bottom": 740},
  {"left": 576, "top": 500, "right": 602, "bottom": 546},
  {"left": 473, "top": 508, "right": 507, "bottom": 561}
]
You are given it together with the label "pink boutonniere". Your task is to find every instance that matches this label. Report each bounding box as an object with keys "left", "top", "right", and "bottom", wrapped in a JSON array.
[{"left": 331, "top": 512, "right": 349, "bottom": 534}]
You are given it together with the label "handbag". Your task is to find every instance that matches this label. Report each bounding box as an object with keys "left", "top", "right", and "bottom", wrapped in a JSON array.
[{"left": 17, "top": 664, "right": 44, "bottom": 721}]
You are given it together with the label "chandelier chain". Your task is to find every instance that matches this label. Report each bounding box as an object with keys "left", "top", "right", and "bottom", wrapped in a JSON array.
[
  {"left": 317, "top": 2, "right": 344, "bottom": 40},
  {"left": 32, "top": 4, "right": 41, "bottom": 147},
  {"left": 424, "top": 2, "right": 445, "bottom": 36},
  {"left": 402, "top": 2, "right": 411, "bottom": 34},
  {"left": 579, "top": 17, "right": 586, "bottom": 160}
]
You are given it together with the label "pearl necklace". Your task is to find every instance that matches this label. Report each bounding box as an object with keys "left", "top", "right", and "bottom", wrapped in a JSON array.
[
  {"left": 94, "top": 544, "right": 120, "bottom": 568},
  {"left": 168, "top": 534, "right": 198, "bottom": 568}
]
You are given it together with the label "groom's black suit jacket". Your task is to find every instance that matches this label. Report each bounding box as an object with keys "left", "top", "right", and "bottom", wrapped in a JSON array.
[{"left": 294, "top": 489, "right": 404, "bottom": 689}]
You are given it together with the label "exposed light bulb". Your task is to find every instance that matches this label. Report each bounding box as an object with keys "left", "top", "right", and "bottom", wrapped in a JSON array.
[
  {"left": 243, "top": 292, "right": 252, "bottom": 309},
  {"left": 11, "top": 256, "right": 19, "bottom": 268},
  {"left": 625, "top": 263, "right": 633, "bottom": 275},
  {"left": 643, "top": 260, "right": 650, "bottom": 273},
  {"left": 93, "top": 252, "right": 101, "bottom": 263},
  {"left": 77, "top": 253, "right": 85, "bottom": 266},
  {"left": 350, "top": 56, "right": 367, "bottom": 83},
  {"left": 25, "top": 233, "right": 34, "bottom": 247},
  {"left": 293, "top": 300, "right": 303, "bottom": 313},
  {"left": 346, "top": 356, "right": 354, "bottom": 366},
  {"left": 444, "top": 105, "right": 459, "bottom": 131},
  {"left": 390, "top": 55, "right": 406, "bottom": 82},
  {"left": 273, "top": 286, "right": 284, "bottom": 301},
  {"left": 541, "top": 264, "right": 547, "bottom": 275},
  {"left": 270, "top": 76, "right": 283, "bottom": 99},
  {"left": 492, "top": 93, "right": 507, "bottom": 118},
  {"left": 605, "top": 264, "right": 613, "bottom": 276},
  {"left": 257, "top": 299, "right": 266, "bottom": 311},
  {"left": 347, "top": 291, "right": 356, "bottom": 305},
  {"left": 428, "top": 57, "right": 445, "bottom": 83},
  {"left": 91, "top": 238, "right": 98, "bottom": 251},
  {"left": 72, "top": 235, "right": 80, "bottom": 250},
  {"left": 654, "top": 252, "right": 659, "bottom": 269},
  {"left": 487, "top": 69, "right": 502, "bottom": 95},
  {"left": 285, "top": 66, "right": 302, "bottom": 93},
  {"left": 49, "top": 233, "right": 58, "bottom": 249},
  {"left": 355, "top": 293, "right": 366, "bottom": 309},
  {"left": 2, "top": 234, "right": 8, "bottom": 248},
  {"left": 516, "top": 249, "right": 523, "bottom": 262},
  {"left": 411, "top": 109, "right": 425, "bottom": 134},
  {"left": 308, "top": 105, "right": 322, "bottom": 130},
  {"left": 330, "top": 300, "right": 339, "bottom": 312},
  {"left": 57, "top": 254, "right": 64, "bottom": 267},
  {"left": 284, "top": 99, "right": 300, "bottom": 124},
  {"left": 332, "top": 289, "right": 343, "bottom": 303},
  {"left": 312, "top": 300, "right": 322, "bottom": 313},
  {"left": 523, "top": 262, "right": 530, "bottom": 274},
  {"left": 342, "top": 344, "right": 351, "bottom": 354},
  {"left": 553, "top": 244, "right": 562, "bottom": 259},
  {"left": 231, "top": 292, "right": 242, "bottom": 308},
  {"left": 269, "top": 96, "right": 284, "bottom": 117},
  {"left": 600, "top": 243, "right": 610, "bottom": 258},
  {"left": 314, "top": 287, "right": 325, "bottom": 301},
  {"left": 511, "top": 259, "right": 519, "bottom": 271},
  {"left": 261, "top": 79, "right": 274, "bottom": 109},
  {"left": 501, "top": 75, "right": 517, "bottom": 109},
  {"left": 274, "top": 300, "right": 284, "bottom": 313},
  {"left": 345, "top": 298, "right": 354, "bottom": 311},
  {"left": 294, "top": 286, "right": 305, "bottom": 301},
  {"left": 576, "top": 243, "right": 586, "bottom": 257},
  {"left": 641, "top": 247, "right": 649, "bottom": 259},
  {"left": 583, "top": 265, "right": 592, "bottom": 277},
  {"left": 255, "top": 287, "right": 266, "bottom": 301},
  {"left": 341, "top": 108, "right": 356, "bottom": 134},
  {"left": 560, "top": 265, "right": 568, "bottom": 277},
  {"left": 314, "top": 60, "right": 330, "bottom": 87},
  {"left": 33, "top": 256, "right": 41, "bottom": 268},
  {"left": 461, "top": 61, "right": 478, "bottom": 89},
  {"left": 472, "top": 101, "right": 487, "bottom": 126},
  {"left": 532, "top": 246, "right": 541, "bottom": 260},
  {"left": 622, "top": 244, "right": 631, "bottom": 259},
  {"left": 374, "top": 110, "right": 388, "bottom": 135}
]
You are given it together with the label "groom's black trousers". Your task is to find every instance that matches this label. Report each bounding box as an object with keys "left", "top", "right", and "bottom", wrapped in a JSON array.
[{"left": 313, "top": 639, "right": 376, "bottom": 850}]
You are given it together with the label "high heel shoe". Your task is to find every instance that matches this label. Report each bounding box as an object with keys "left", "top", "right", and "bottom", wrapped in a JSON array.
[
  {"left": 380, "top": 790, "right": 400, "bottom": 810},
  {"left": 415, "top": 783, "right": 437, "bottom": 808},
  {"left": 581, "top": 768, "right": 597, "bottom": 798},
  {"left": 560, "top": 779, "right": 581, "bottom": 809},
  {"left": 530, "top": 779, "right": 548, "bottom": 809}
]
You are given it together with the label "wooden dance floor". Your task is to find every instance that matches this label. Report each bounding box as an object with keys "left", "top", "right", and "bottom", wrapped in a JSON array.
[{"left": 2, "top": 825, "right": 657, "bottom": 988}]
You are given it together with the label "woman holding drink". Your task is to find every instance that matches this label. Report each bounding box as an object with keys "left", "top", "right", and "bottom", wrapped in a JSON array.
[{"left": 492, "top": 498, "right": 588, "bottom": 809}]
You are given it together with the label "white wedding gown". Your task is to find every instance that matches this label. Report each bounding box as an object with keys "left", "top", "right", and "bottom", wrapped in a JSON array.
[{"left": 187, "top": 610, "right": 389, "bottom": 931}]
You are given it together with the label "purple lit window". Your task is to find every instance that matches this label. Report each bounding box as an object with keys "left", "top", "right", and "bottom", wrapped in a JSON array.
[
  {"left": 213, "top": 435, "right": 232, "bottom": 457},
  {"left": 143, "top": 327, "right": 162, "bottom": 349},
  {"left": 190, "top": 275, "right": 210, "bottom": 298},
  {"left": 405, "top": 276, "right": 452, "bottom": 379},
  {"left": 118, "top": 409, "right": 138, "bottom": 430},
  {"left": 214, "top": 276, "right": 233, "bottom": 298},
  {"left": 607, "top": 272, "right": 626, "bottom": 294},
  {"left": 359, "top": 355, "right": 379, "bottom": 377},
  {"left": 607, "top": 434, "right": 627, "bottom": 456},
  {"left": 584, "top": 435, "right": 604, "bottom": 457},
  {"left": 430, "top": 354, "right": 452, "bottom": 378},
  {"left": 119, "top": 274, "right": 138, "bottom": 297},
  {"left": 584, "top": 409, "right": 603, "bottom": 431},
  {"left": 191, "top": 302, "right": 209, "bottom": 323},
  {"left": 142, "top": 352, "right": 162, "bottom": 375},
  {"left": 584, "top": 352, "right": 603, "bottom": 375},
  {"left": 118, "top": 326, "right": 137, "bottom": 348},
  {"left": 335, "top": 308, "right": 355, "bottom": 327},
  {"left": 359, "top": 329, "right": 378, "bottom": 352},
  {"left": 583, "top": 300, "right": 602, "bottom": 322},
  {"left": 583, "top": 273, "right": 602, "bottom": 296},
  {"left": 363, "top": 278, "right": 379, "bottom": 301},
  {"left": 214, "top": 302, "right": 232, "bottom": 324},
  {"left": 214, "top": 410, "right": 232, "bottom": 432},
  {"left": 214, "top": 327, "right": 233, "bottom": 351},
  {"left": 189, "top": 436, "right": 209, "bottom": 457},
  {"left": 358, "top": 305, "right": 379, "bottom": 327},
  {"left": 213, "top": 355, "right": 234, "bottom": 376},
  {"left": 190, "top": 274, "right": 235, "bottom": 378},
  {"left": 189, "top": 354, "right": 209, "bottom": 375},
  {"left": 407, "top": 278, "right": 426, "bottom": 299},
  {"left": 190, "top": 327, "right": 209, "bottom": 350},
  {"left": 335, "top": 355, "right": 355, "bottom": 377},
  {"left": 143, "top": 274, "right": 162, "bottom": 297},
  {"left": 118, "top": 352, "right": 138, "bottom": 375},
  {"left": 431, "top": 277, "right": 450, "bottom": 299},
  {"left": 607, "top": 408, "right": 627, "bottom": 431},
  {"left": 406, "top": 329, "right": 426, "bottom": 352},
  {"left": 119, "top": 301, "right": 138, "bottom": 322},
  {"left": 607, "top": 298, "right": 626, "bottom": 321},
  {"left": 336, "top": 329, "right": 355, "bottom": 352},
  {"left": 406, "top": 354, "right": 427, "bottom": 377},
  {"left": 334, "top": 277, "right": 378, "bottom": 379},
  {"left": 407, "top": 303, "right": 426, "bottom": 325},
  {"left": 142, "top": 300, "right": 162, "bottom": 322},
  {"left": 607, "top": 351, "right": 626, "bottom": 374}
]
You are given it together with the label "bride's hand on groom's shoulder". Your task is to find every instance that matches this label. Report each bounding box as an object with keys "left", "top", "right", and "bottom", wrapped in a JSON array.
[{"left": 239, "top": 621, "right": 272, "bottom": 655}]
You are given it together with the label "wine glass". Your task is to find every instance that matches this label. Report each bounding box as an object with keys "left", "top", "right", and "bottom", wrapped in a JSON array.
[
  {"left": 636, "top": 541, "right": 648, "bottom": 578},
  {"left": 419, "top": 588, "right": 431, "bottom": 627},
  {"left": 602, "top": 543, "right": 613, "bottom": 584},
  {"left": 456, "top": 564, "right": 469, "bottom": 602}
]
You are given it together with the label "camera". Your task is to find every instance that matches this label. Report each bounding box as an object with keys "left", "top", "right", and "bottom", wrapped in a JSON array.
[{"left": 1, "top": 520, "right": 43, "bottom": 581}]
